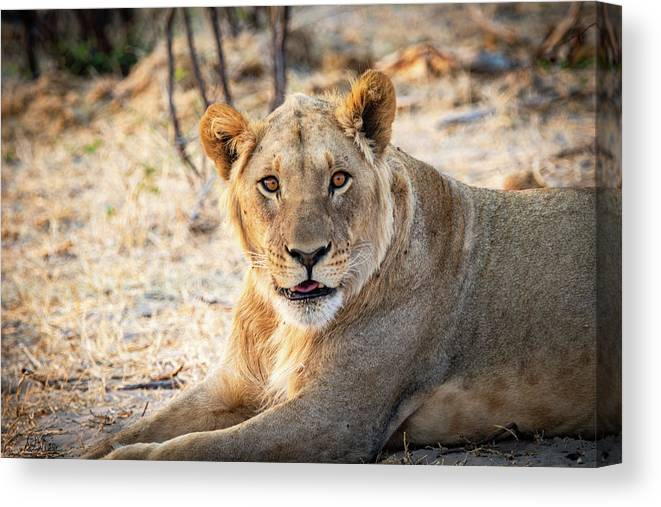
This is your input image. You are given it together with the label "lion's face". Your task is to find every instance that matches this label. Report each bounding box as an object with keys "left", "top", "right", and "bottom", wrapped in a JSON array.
[{"left": 200, "top": 71, "right": 396, "bottom": 328}]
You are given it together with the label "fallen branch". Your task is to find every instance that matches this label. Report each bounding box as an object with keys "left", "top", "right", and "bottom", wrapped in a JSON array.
[
  {"left": 19, "top": 344, "right": 42, "bottom": 370},
  {"left": 117, "top": 378, "right": 184, "bottom": 391},
  {"left": 188, "top": 172, "right": 220, "bottom": 233},
  {"left": 116, "top": 365, "right": 185, "bottom": 391},
  {"left": 22, "top": 368, "right": 83, "bottom": 387},
  {"left": 20, "top": 367, "right": 124, "bottom": 390},
  {"left": 519, "top": 88, "right": 592, "bottom": 112},
  {"left": 538, "top": 2, "right": 582, "bottom": 60},
  {"left": 468, "top": 5, "right": 523, "bottom": 46},
  {"left": 150, "top": 364, "right": 184, "bottom": 381},
  {"left": 375, "top": 42, "right": 456, "bottom": 80},
  {"left": 553, "top": 143, "right": 594, "bottom": 159},
  {"left": 436, "top": 106, "right": 496, "bottom": 129}
]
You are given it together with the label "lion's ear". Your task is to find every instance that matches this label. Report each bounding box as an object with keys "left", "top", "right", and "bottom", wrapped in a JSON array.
[
  {"left": 336, "top": 70, "right": 396, "bottom": 162},
  {"left": 199, "top": 103, "right": 256, "bottom": 180}
]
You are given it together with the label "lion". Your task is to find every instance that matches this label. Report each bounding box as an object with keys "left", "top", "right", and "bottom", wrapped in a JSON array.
[{"left": 85, "top": 70, "right": 621, "bottom": 462}]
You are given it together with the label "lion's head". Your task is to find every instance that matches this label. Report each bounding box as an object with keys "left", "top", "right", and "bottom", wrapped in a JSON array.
[{"left": 200, "top": 70, "right": 397, "bottom": 328}]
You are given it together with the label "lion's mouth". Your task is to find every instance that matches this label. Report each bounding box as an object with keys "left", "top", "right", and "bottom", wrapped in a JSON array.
[{"left": 278, "top": 280, "right": 336, "bottom": 301}]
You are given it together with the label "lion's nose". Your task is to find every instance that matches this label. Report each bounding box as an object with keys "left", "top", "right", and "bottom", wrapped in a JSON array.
[{"left": 286, "top": 243, "right": 331, "bottom": 277}]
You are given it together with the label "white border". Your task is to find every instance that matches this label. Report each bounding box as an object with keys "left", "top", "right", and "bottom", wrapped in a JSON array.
[{"left": 3, "top": 1, "right": 661, "bottom": 506}]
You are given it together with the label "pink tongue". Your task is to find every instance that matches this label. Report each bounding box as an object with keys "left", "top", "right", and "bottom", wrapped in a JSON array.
[{"left": 292, "top": 280, "right": 320, "bottom": 293}]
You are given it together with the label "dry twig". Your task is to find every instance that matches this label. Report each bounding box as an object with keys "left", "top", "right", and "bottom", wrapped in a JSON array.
[{"left": 487, "top": 423, "right": 520, "bottom": 442}]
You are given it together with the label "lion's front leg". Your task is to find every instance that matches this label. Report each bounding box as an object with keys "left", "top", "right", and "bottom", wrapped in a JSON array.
[
  {"left": 84, "top": 372, "right": 252, "bottom": 459},
  {"left": 104, "top": 393, "right": 388, "bottom": 463}
]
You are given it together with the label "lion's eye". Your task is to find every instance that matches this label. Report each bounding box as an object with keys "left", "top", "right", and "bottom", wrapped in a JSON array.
[
  {"left": 330, "top": 171, "right": 350, "bottom": 190},
  {"left": 260, "top": 176, "right": 279, "bottom": 193}
]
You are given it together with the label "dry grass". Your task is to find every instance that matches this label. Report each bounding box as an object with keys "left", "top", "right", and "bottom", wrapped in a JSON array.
[
  {"left": 1, "top": 92, "right": 247, "bottom": 456},
  {"left": 1, "top": 4, "right": 606, "bottom": 460}
]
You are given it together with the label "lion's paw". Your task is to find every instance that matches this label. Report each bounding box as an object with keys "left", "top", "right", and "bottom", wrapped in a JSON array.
[{"left": 103, "top": 442, "right": 160, "bottom": 460}]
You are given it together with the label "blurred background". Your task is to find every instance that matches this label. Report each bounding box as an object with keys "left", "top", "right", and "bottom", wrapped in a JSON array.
[{"left": 1, "top": 3, "right": 620, "bottom": 461}]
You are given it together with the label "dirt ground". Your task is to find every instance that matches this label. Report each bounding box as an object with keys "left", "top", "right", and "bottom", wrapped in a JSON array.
[{"left": 1, "top": 4, "right": 620, "bottom": 465}]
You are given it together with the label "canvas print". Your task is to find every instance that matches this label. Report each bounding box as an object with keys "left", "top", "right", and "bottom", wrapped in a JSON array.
[{"left": 1, "top": 2, "right": 621, "bottom": 466}]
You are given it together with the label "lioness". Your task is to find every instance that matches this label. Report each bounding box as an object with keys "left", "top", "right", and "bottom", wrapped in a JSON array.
[{"left": 86, "top": 70, "right": 621, "bottom": 462}]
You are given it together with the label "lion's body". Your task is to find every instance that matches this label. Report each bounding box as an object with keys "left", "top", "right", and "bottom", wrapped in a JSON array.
[
  {"left": 86, "top": 71, "right": 621, "bottom": 462},
  {"left": 390, "top": 152, "right": 621, "bottom": 446}
]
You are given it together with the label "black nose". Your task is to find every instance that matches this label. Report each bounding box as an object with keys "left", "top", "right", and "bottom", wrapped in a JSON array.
[{"left": 286, "top": 243, "right": 331, "bottom": 276}]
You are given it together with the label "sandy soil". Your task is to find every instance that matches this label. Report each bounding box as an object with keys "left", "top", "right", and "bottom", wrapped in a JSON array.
[{"left": 1, "top": 4, "right": 619, "bottom": 465}]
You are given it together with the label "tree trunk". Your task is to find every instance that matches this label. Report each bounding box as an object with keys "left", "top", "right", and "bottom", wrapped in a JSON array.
[
  {"left": 165, "top": 8, "right": 200, "bottom": 182},
  {"left": 269, "top": 6, "right": 290, "bottom": 112},
  {"left": 21, "top": 11, "right": 39, "bottom": 79},
  {"left": 182, "top": 8, "right": 209, "bottom": 109},
  {"left": 207, "top": 7, "right": 233, "bottom": 106}
]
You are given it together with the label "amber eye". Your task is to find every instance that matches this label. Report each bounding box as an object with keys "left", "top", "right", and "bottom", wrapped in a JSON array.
[
  {"left": 331, "top": 171, "right": 350, "bottom": 190},
  {"left": 260, "top": 176, "right": 279, "bottom": 193}
]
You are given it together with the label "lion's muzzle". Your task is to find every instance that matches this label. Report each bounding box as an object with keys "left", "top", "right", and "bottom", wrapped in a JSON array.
[{"left": 285, "top": 242, "right": 331, "bottom": 280}]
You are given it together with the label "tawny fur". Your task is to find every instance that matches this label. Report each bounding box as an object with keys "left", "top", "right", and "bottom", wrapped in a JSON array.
[{"left": 85, "top": 71, "right": 621, "bottom": 463}]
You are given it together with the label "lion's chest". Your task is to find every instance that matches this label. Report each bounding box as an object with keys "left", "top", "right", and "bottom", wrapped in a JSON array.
[{"left": 260, "top": 326, "right": 311, "bottom": 407}]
